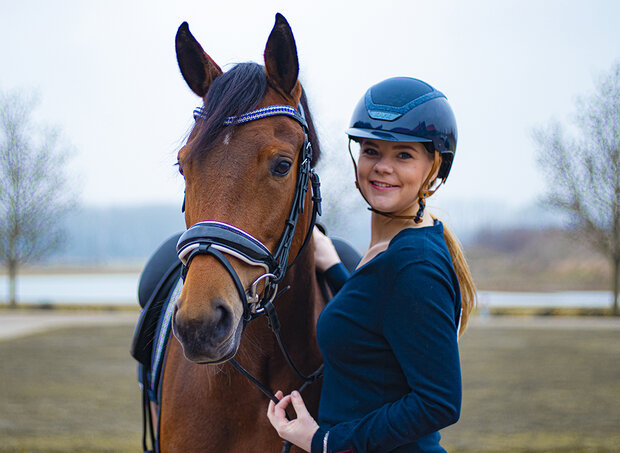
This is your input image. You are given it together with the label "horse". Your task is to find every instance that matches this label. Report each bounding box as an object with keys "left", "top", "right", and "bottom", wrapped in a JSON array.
[{"left": 158, "top": 14, "right": 326, "bottom": 452}]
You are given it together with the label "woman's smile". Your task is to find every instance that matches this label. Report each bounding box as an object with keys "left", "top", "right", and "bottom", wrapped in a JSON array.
[{"left": 370, "top": 180, "right": 399, "bottom": 190}]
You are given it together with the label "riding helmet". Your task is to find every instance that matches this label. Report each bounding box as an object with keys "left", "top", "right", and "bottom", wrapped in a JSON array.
[{"left": 347, "top": 77, "right": 457, "bottom": 182}]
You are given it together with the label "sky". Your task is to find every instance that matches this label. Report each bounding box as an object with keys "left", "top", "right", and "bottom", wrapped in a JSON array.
[{"left": 1, "top": 0, "right": 619, "bottom": 211}]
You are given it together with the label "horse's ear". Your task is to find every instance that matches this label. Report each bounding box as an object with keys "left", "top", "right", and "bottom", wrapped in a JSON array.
[
  {"left": 264, "top": 13, "right": 299, "bottom": 98},
  {"left": 175, "top": 22, "right": 223, "bottom": 98}
]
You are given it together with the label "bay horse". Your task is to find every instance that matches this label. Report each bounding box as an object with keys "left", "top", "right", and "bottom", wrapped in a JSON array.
[{"left": 159, "top": 14, "right": 325, "bottom": 452}]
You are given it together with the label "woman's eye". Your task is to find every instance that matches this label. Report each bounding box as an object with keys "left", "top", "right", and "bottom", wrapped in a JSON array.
[
  {"left": 398, "top": 152, "right": 413, "bottom": 159},
  {"left": 362, "top": 147, "right": 378, "bottom": 156},
  {"left": 271, "top": 159, "right": 293, "bottom": 176}
]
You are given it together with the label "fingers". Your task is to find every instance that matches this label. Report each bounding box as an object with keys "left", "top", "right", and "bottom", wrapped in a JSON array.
[
  {"left": 267, "top": 391, "right": 290, "bottom": 425},
  {"left": 267, "top": 391, "right": 277, "bottom": 409},
  {"left": 267, "top": 390, "right": 308, "bottom": 421},
  {"left": 290, "top": 390, "right": 310, "bottom": 417},
  {"left": 313, "top": 229, "right": 341, "bottom": 272},
  {"left": 267, "top": 390, "right": 319, "bottom": 451},
  {"left": 313, "top": 225, "right": 329, "bottom": 243}
]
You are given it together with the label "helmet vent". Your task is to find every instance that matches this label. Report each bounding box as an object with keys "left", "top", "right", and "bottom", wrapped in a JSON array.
[
  {"left": 365, "top": 89, "right": 445, "bottom": 121},
  {"left": 367, "top": 110, "right": 402, "bottom": 121}
]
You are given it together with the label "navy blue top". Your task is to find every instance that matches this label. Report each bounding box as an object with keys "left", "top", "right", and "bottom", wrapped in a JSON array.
[{"left": 311, "top": 221, "right": 462, "bottom": 453}]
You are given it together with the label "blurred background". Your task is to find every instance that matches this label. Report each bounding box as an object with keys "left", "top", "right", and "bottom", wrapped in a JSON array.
[{"left": 0, "top": 1, "right": 619, "bottom": 452}]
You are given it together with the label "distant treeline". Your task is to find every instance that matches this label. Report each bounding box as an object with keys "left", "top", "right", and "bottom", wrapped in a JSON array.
[
  {"left": 45, "top": 202, "right": 593, "bottom": 293},
  {"left": 48, "top": 204, "right": 186, "bottom": 265},
  {"left": 466, "top": 227, "right": 608, "bottom": 291}
]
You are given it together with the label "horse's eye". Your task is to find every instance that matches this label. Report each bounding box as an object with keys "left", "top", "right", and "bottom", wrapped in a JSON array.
[{"left": 271, "top": 159, "right": 293, "bottom": 177}]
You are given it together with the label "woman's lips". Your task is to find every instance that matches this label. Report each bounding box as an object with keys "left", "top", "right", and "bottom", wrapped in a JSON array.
[{"left": 370, "top": 181, "right": 398, "bottom": 190}]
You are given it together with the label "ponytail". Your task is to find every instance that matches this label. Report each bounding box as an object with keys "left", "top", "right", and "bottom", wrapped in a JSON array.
[{"left": 431, "top": 214, "right": 476, "bottom": 336}]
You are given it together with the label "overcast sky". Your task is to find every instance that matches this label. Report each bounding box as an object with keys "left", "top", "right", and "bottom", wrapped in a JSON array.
[{"left": 1, "top": 0, "right": 619, "bottom": 211}]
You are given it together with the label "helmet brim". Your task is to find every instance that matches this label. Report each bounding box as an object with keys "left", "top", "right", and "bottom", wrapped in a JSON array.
[{"left": 346, "top": 127, "right": 432, "bottom": 143}]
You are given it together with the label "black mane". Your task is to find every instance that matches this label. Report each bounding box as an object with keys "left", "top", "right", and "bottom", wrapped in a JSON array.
[{"left": 188, "top": 62, "right": 320, "bottom": 165}]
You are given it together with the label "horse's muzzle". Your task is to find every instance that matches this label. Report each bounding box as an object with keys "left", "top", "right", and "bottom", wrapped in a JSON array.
[{"left": 172, "top": 297, "right": 243, "bottom": 363}]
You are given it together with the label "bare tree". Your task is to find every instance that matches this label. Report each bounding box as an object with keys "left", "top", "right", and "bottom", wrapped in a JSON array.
[
  {"left": 533, "top": 62, "right": 620, "bottom": 316},
  {"left": 0, "top": 90, "right": 75, "bottom": 307}
]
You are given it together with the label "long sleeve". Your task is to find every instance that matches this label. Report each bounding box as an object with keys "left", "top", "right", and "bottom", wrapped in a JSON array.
[
  {"left": 312, "top": 261, "right": 461, "bottom": 453},
  {"left": 323, "top": 262, "right": 350, "bottom": 295}
]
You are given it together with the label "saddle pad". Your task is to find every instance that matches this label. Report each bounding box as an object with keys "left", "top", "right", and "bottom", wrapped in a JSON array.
[{"left": 150, "top": 278, "right": 182, "bottom": 398}]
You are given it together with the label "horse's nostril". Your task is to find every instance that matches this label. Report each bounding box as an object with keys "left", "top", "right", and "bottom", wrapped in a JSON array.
[{"left": 212, "top": 304, "right": 232, "bottom": 342}]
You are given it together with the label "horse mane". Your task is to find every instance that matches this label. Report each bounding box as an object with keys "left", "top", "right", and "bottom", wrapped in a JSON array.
[
  {"left": 299, "top": 86, "right": 321, "bottom": 167},
  {"left": 189, "top": 62, "right": 321, "bottom": 166}
]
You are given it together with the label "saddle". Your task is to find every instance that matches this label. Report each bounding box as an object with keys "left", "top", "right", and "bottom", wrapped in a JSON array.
[{"left": 130, "top": 232, "right": 182, "bottom": 404}]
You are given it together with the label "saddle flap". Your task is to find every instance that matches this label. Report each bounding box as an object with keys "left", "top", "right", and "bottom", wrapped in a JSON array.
[
  {"left": 131, "top": 262, "right": 181, "bottom": 367},
  {"left": 132, "top": 233, "right": 184, "bottom": 366}
]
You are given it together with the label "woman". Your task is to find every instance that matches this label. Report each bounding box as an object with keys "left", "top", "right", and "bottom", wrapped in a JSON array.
[{"left": 267, "top": 77, "right": 476, "bottom": 453}]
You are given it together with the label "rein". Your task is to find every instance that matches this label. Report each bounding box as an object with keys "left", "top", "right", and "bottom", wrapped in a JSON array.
[{"left": 176, "top": 102, "right": 324, "bottom": 453}]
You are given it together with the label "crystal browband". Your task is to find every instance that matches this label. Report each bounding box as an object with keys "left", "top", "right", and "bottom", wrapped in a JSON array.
[{"left": 193, "top": 105, "right": 307, "bottom": 129}]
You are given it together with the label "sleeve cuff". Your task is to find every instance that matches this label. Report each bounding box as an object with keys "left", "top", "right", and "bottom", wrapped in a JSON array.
[
  {"left": 324, "top": 262, "right": 349, "bottom": 295},
  {"left": 311, "top": 427, "right": 328, "bottom": 453}
]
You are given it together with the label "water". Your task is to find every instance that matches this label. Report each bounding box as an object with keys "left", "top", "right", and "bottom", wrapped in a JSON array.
[
  {"left": 0, "top": 273, "right": 614, "bottom": 307},
  {"left": 0, "top": 272, "right": 142, "bottom": 305},
  {"left": 477, "top": 290, "right": 613, "bottom": 308}
]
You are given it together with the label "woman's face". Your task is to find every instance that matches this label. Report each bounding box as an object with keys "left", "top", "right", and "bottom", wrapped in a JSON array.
[{"left": 356, "top": 139, "right": 436, "bottom": 216}]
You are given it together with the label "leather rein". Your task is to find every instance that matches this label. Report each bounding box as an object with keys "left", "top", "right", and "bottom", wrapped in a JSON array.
[{"left": 176, "top": 103, "right": 324, "bottom": 452}]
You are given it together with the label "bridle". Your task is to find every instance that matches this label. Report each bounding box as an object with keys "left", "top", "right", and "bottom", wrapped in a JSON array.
[
  {"left": 176, "top": 104, "right": 321, "bottom": 325},
  {"left": 175, "top": 103, "right": 323, "bottom": 453}
]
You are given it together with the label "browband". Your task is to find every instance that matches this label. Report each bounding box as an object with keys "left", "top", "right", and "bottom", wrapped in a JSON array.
[{"left": 193, "top": 104, "right": 308, "bottom": 130}]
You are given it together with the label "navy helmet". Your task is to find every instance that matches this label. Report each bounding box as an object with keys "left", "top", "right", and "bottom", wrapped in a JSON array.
[{"left": 347, "top": 77, "right": 457, "bottom": 182}]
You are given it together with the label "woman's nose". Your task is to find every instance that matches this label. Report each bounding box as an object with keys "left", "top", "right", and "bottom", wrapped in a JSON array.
[{"left": 373, "top": 157, "right": 393, "bottom": 174}]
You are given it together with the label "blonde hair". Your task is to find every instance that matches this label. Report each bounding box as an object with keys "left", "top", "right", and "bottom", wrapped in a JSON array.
[{"left": 431, "top": 214, "right": 476, "bottom": 336}]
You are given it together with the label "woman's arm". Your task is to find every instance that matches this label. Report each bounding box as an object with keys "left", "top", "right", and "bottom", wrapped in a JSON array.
[
  {"left": 314, "top": 227, "right": 350, "bottom": 294},
  {"left": 313, "top": 227, "right": 341, "bottom": 272}
]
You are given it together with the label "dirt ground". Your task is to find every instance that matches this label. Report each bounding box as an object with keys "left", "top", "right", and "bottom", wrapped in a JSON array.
[{"left": 0, "top": 309, "right": 138, "bottom": 341}]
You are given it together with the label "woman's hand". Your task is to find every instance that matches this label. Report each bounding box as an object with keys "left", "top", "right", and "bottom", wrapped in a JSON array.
[
  {"left": 313, "top": 227, "right": 341, "bottom": 273},
  {"left": 267, "top": 390, "right": 319, "bottom": 453}
]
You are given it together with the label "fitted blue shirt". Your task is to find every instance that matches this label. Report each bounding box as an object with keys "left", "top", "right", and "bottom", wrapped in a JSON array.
[{"left": 312, "top": 222, "right": 462, "bottom": 453}]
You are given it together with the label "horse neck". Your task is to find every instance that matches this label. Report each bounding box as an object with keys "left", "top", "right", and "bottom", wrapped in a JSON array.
[
  {"left": 237, "top": 231, "right": 324, "bottom": 380},
  {"left": 278, "top": 239, "right": 322, "bottom": 338},
  {"left": 274, "top": 196, "right": 324, "bottom": 338}
]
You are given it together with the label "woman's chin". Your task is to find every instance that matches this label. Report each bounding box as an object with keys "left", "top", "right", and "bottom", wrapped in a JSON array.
[{"left": 369, "top": 200, "right": 417, "bottom": 217}]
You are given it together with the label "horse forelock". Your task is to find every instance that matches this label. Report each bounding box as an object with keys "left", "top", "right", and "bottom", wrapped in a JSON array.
[
  {"left": 184, "top": 62, "right": 321, "bottom": 166},
  {"left": 187, "top": 62, "right": 267, "bottom": 163}
]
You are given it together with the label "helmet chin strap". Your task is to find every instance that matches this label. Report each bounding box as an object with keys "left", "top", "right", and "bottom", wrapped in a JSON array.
[{"left": 348, "top": 139, "right": 442, "bottom": 223}]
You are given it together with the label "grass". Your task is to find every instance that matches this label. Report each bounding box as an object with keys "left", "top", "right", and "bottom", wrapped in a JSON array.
[
  {"left": 441, "top": 324, "right": 620, "bottom": 452},
  {"left": 0, "top": 325, "right": 141, "bottom": 452},
  {"left": 1, "top": 321, "right": 619, "bottom": 452}
]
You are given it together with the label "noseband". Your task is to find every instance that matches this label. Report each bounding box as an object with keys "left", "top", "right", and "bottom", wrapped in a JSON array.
[{"left": 176, "top": 104, "right": 322, "bottom": 325}]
